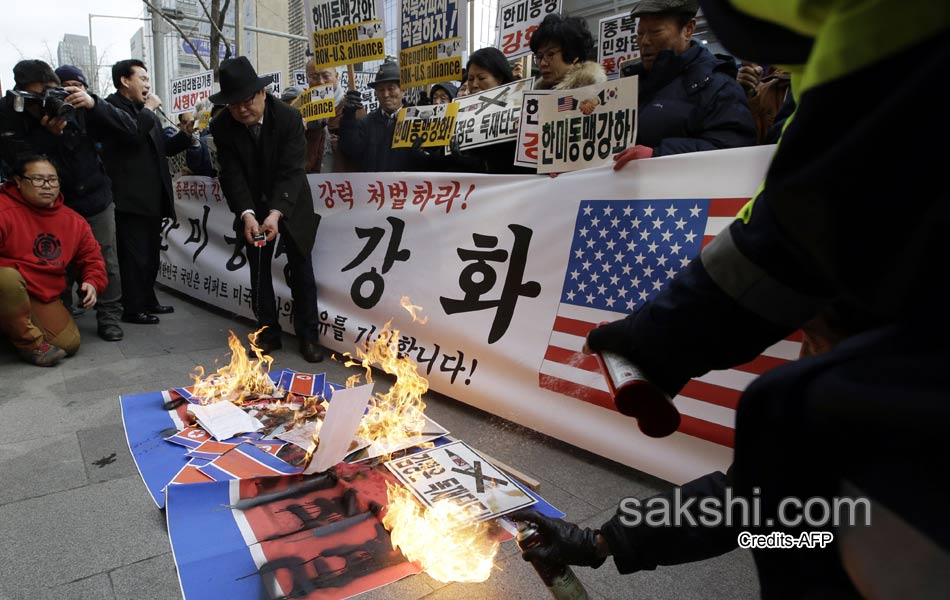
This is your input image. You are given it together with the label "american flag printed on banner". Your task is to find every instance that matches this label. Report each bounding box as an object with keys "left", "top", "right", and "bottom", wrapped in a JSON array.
[
  {"left": 557, "top": 96, "right": 578, "bottom": 112},
  {"left": 538, "top": 199, "right": 802, "bottom": 448}
]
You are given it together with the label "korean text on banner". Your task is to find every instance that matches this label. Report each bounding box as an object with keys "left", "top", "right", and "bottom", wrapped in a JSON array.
[
  {"left": 170, "top": 70, "right": 213, "bottom": 115},
  {"left": 292, "top": 69, "right": 308, "bottom": 87},
  {"left": 296, "top": 84, "right": 337, "bottom": 123},
  {"left": 305, "top": 0, "right": 386, "bottom": 68},
  {"left": 392, "top": 103, "right": 459, "bottom": 148},
  {"left": 260, "top": 71, "right": 282, "bottom": 94},
  {"left": 497, "top": 0, "right": 561, "bottom": 59},
  {"left": 598, "top": 13, "right": 640, "bottom": 79},
  {"left": 341, "top": 70, "right": 379, "bottom": 112},
  {"left": 399, "top": 0, "right": 466, "bottom": 88},
  {"left": 514, "top": 90, "right": 551, "bottom": 168},
  {"left": 537, "top": 76, "right": 638, "bottom": 174},
  {"left": 452, "top": 78, "right": 534, "bottom": 151}
]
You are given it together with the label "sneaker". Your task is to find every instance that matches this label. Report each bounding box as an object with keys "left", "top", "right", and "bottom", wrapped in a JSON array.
[{"left": 19, "top": 342, "right": 67, "bottom": 367}]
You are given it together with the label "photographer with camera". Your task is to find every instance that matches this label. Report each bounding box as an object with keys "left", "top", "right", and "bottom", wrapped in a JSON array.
[{"left": 0, "top": 60, "right": 138, "bottom": 342}]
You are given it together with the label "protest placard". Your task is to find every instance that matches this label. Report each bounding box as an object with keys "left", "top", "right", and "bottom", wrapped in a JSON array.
[
  {"left": 392, "top": 103, "right": 459, "bottom": 148},
  {"left": 260, "top": 70, "right": 282, "bottom": 94},
  {"left": 170, "top": 70, "right": 213, "bottom": 115},
  {"left": 292, "top": 69, "right": 308, "bottom": 88},
  {"left": 598, "top": 13, "right": 640, "bottom": 79},
  {"left": 384, "top": 440, "right": 536, "bottom": 522},
  {"left": 452, "top": 78, "right": 534, "bottom": 151},
  {"left": 497, "top": 0, "right": 561, "bottom": 59},
  {"left": 399, "top": 0, "right": 466, "bottom": 88},
  {"left": 296, "top": 84, "right": 337, "bottom": 123},
  {"left": 340, "top": 70, "right": 378, "bottom": 112},
  {"left": 305, "top": 0, "right": 386, "bottom": 68},
  {"left": 513, "top": 89, "right": 551, "bottom": 168},
  {"left": 536, "top": 76, "right": 638, "bottom": 173}
]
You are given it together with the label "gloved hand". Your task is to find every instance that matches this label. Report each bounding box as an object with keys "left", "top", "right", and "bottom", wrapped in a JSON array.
[
  {"left": 509, "top": 509, "right": 607, "bottom": 568},
  {"left": 343, "top": 89, "right": 363, "bottom": 112},
  {"left": 612, "top": 145, "right": 654, "bottom": 171},
  {"left": 448, "top": 136, "right": 462, "bottom": 158}
]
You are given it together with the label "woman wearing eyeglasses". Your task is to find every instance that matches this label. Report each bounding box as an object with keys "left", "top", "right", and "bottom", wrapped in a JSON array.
[
  {"left": 0, "top": 155, "right": 107, "bottom": 366},
  {"left": 529, "top": 14, "right": 607, "bottom": 91}
]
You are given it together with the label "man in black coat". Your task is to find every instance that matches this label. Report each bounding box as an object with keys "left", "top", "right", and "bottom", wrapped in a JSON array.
[
  {"left": 209, "top": 57, "right": 322, "bottom": 363},
  {"left": 0, "top": 60, "right": 138, "bottom": 341},
  {"left": 613, "top": 0, "right": 755, "bottom": 169},
  {"left": 98, "top": 59, "right": 191, "bottom": 324},
  {"left": 338, "top": 61, "right": 418, "bottom": 172}
]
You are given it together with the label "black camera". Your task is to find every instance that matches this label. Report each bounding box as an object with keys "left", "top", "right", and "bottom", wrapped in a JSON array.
[{"left": 11, "top": 87, "right": 75, "bottom": 119}]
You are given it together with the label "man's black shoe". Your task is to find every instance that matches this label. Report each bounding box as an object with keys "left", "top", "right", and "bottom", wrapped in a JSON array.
[
  {"left": 69, "top": 306, "right": 86, "bottom": 318},
  {"left": 122, "top": 312, "right": 160, "bottom": 325},
  {"left": 98, "top": 324, "right": 124, "bottom": 341},
  {"left": 300, "top": 340, "right": 324, "bottom": 363},
  {"left": 146, "top": 304, "right": 175, "bottom": 314},
  {"left": 250, "top": 338, "right": 282, "bottom": 357}
]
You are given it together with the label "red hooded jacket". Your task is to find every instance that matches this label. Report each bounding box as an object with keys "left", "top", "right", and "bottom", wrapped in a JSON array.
[{"left": 0, "top": 180, "right": 107, "bottom": 303}]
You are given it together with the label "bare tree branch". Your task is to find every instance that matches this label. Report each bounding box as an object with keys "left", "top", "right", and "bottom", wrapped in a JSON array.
[
  {"left": 141, "top": 0, "right": 210, "bottom": 71},
  {"left": 196, "top": 0, "right": 232, "bottom": 57},
  {"left": 220, "top": 0, "right": 233, "bottom": 59}
]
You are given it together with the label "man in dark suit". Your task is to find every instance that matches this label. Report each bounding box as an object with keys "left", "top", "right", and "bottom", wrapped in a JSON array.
[
  {"left": 99, "top": 59, "right": 191, "bottom": 324},
  {"left": 209, "top": 57, "right": 322, "bottom": 363}
]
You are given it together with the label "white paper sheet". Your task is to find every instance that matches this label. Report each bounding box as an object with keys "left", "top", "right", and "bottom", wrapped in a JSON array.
[
  {"left": 304, "top": 383, "right": 374, "bottom": 474},
  {"left": 188, "top": 401, "right": 264, "bottom": 441}
]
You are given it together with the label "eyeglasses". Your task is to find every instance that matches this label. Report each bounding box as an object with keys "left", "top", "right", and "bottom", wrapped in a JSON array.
[
  {"left": 20, "top": 175, "right": 60, "bottom": 188},
  {"left": 534, "top": 48, "right": 562, "bottom": 64}
]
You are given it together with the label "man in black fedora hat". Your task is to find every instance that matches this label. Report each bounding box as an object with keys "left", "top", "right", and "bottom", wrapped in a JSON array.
[
  {"left": 209, "top": 56, "right": 323, "bottom": 362},
  {"left": 339, "top": 60, "right": 418, "bottom": 172}
]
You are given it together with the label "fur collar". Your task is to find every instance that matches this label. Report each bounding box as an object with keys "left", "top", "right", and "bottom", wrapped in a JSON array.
[{"left": 535, "top": 61, "right": 608, "bottom": 90}]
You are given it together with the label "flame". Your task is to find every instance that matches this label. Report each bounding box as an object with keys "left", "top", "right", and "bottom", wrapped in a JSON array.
[
  {"left": 383, "top": 482, "right": 498, "bottom": 582},
  {"left": 345, "top": 319, "right": 429, "bottom": 453},
  {"left": 190, "top": 329, "right": 275, "bottom": 405},
  {"left": 400, "top": 295, "right": 429, "bottom": 325}
]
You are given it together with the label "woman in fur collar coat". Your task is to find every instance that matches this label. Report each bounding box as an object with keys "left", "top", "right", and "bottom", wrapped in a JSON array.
[{"left": 530, "top": 14, "right": 608, "bottom": 90}]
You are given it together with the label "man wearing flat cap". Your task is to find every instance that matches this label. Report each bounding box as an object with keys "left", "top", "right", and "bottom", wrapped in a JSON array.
[
  {"left": 209, "top": 56, "right": 323, "bottom": 362},
  {"left": 339, "top": 61, "right": 417, "bottom": 172},
  {"left": 612, "top": 0, "right": 755, "bottom": 169}
]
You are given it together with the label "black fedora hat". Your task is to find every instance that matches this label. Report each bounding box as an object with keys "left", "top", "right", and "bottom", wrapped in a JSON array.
[{"left": 209, "top": 56, "right": 273, "bottom": 104}]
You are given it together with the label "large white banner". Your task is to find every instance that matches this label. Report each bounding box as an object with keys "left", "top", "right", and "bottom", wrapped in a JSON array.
[
  {"left": 169, "top": 70, "right": 213, "bottom": 115},
  {"left": 160, "top": 146, "right": 791, "bottom": 485}
]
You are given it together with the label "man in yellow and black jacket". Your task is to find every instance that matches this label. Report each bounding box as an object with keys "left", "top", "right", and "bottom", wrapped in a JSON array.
[{"left": 511, "top": 2, "right": 949, "bottom": 598}]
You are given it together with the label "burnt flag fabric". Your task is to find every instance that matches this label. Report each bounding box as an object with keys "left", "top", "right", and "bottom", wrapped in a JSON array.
[{"left": 538, "top": 198, "right": 801, "bottom": 448}]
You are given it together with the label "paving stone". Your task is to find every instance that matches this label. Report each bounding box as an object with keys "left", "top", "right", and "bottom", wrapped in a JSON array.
[
  {"left": 62, "top": 354, "right": 198, "bottom": 395},
  {"left": 110, "top": 554, "right": 182, "bottom": 600},
  {"left": 78, "top": 423, "right": 138, "bottom": 484},
  {"left": 47, "top": 573, "right": 116, "bottom": 600},
  {"left": 0, "top": 433, "right": 86, "bottom": 506}
]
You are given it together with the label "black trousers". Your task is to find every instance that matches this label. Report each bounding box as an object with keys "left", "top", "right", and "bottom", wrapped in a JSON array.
[
  {"left": 245, "top": 224, "right": 319, "bottom": 345},
  {"left": 115, "top": 210, "right": 161, "bottom": 314}
]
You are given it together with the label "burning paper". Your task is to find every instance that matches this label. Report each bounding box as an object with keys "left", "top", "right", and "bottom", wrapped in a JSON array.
[
  {"left": 384, "top": 441, "right": 536, "bottom": 522},
  {"left": 189, "top": 329, "right": 278, "bottom": 405},
  {"left": 188, "top": 401, "right": 264, "bottom": 441},
  {"left": 304, "top": 383, "right": 375, "bottom": 474}
]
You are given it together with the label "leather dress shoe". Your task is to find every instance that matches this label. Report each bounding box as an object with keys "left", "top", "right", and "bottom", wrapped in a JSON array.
[
  {"left": 300, "top": 340, "right": 324, "bottom": 363},
  {"left": 97, "top": 324, "right": 124, "bottom": 341},
  {"left": 146, "top": 304, "right": 174, "bottom": 314},
  {"left": 122, "top": 312, "right": 160, "bottom": 325},
  {"left": 250, "top": 338, "right": 282, "bottom": 357}
]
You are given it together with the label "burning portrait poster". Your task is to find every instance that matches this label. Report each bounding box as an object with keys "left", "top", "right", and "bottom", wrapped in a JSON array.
[
  {"left": 384, "top": 440, "right": 536, "bottom": 522},
  {"left": 536, "top": 76, "right": 638, "bottom": 173}
]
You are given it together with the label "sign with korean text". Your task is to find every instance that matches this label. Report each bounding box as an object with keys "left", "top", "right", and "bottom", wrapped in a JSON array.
[
  {"left": 598, "top": 13, "right": 639, "bottom": 79},
  {"left": 385, "top": 441, "right": 536, "bottom": 522},
  {"left": 292, "top": 69, "right": 308, "bottom": 87},
  {"left": 305, "top": 0, "right": 386, "bottom": 68},
  {"left": 537, "top": 77, "right": 638, "bottom": 173},
  {"left": 340, "top": 70, "right": 378, "bottom": 112},
  {"left": 260, "top": 70, "right": 282, "bottom": 94},
  {"left": 296, "top": 84, "right": 337, "bottom": 123},
  {"left": 497, "top": 0, "right": 561, "bottom": 59},
  {"left": 452, "top": 78, "right": 534, "bottom": 151},
  {"left": 392, "top": 103, "right": 460, "bottom": 148},
  {"left": 162, "top": 145, "right": 790, "bottom": 487},
  {"left": 514, "top": 90, "right": 551, "bottom": 168},
  {"left": 170, "top": 70, "right": 213, "bottom": 115},
  {"left": 399, "top": 0, "right": 466, "bottom": 88}
]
